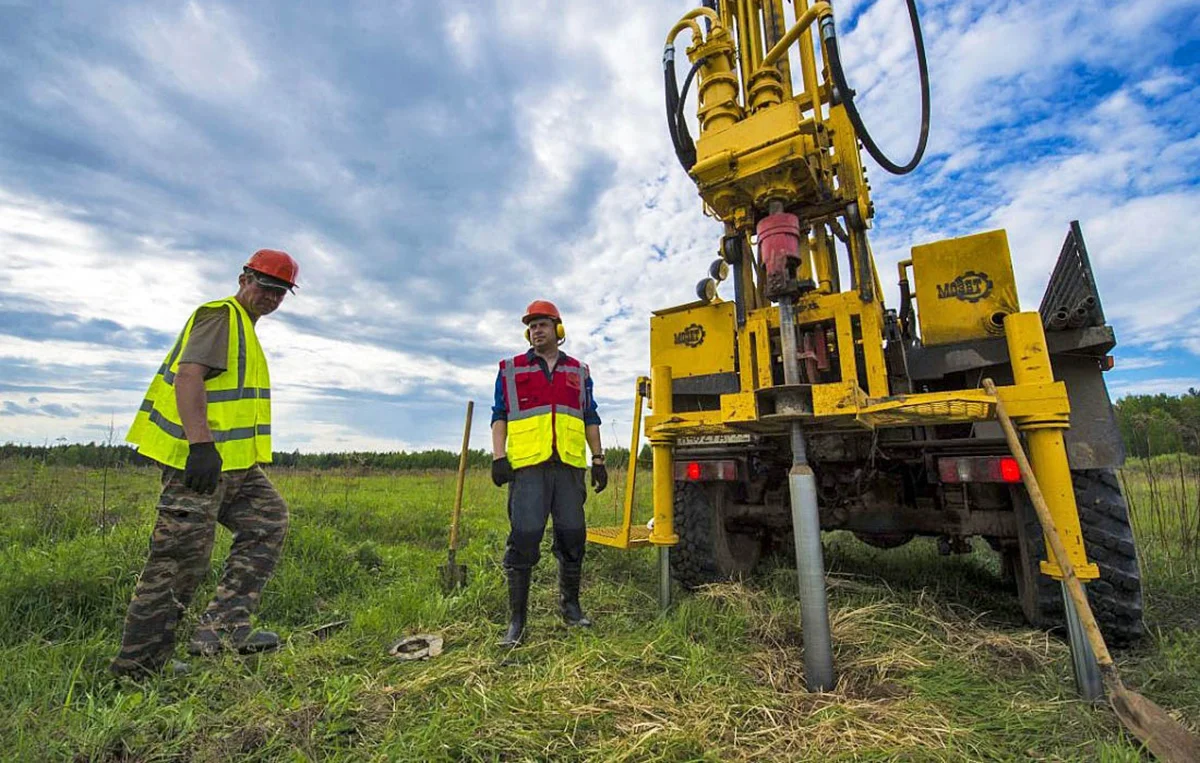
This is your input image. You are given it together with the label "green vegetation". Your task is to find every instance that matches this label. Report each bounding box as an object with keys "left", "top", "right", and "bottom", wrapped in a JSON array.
[
  {"left": 0, "top": 459, "right": 1196, "bottom": 761},
  {"left": 1115, "top": 389, "right": 1200, "bottom": 458},
  {"left": 0, "top": 444, "right": 639, "bottom": 471}
]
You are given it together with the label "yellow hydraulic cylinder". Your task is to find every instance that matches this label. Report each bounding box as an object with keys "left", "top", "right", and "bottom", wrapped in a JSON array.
[
  {"left": 693, "top": 27, "right": 742, "bottom": 135},
  {"left": 1004, "top": 312, "right": 1099, "bottom": 581},
  {"left": 649, "top": 364, "right": 679, "bottom": 546}
]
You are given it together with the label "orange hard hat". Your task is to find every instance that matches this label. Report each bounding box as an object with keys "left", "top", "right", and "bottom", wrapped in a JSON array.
[
  {"left": 244, "top": 249, "right": 300, "bottom": 291},
  {"left": 522, "top": 299, "right": 561, "bottom": 324}
]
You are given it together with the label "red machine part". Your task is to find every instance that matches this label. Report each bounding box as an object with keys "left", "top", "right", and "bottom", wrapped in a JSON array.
[{"left": 757, "top": 212, "right": 802, "bottom": 298}]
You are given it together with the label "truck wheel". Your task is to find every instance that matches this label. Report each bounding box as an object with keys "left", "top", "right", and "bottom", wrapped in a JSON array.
[
  {"left": 1009, "top": 469, "right": 1144, "bottom": 646},
  {"left": 670, "top": 482, "right": 763, "bottom": 590}
]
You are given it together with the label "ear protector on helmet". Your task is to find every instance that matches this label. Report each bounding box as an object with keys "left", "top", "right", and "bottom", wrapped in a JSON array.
[{"left": 525, "top": 322, "right": 566, "bottom": 343}]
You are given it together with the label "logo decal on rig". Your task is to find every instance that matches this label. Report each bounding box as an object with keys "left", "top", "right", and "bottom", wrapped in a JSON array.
[
  {"left": 936, "top": 271, "right": 993, "bottom": 303},
  {"left": 674, "top": 323, "right": 706, "bottom": 347}
]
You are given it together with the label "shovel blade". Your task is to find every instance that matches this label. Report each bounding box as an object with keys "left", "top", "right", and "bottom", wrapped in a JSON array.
[
  {"left": 1111, "top": 683, "right": 1200, "bottom": 762},
  {"left": 439, "top": 563, "right": 468, "bottom": 592}
]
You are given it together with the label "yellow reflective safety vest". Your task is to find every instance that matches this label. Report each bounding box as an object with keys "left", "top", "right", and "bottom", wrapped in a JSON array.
[
  {"left": 126, "top": 297, "right": 272, "bottom": 470},
  {"left": 501, "top": 352, "right": 589, "bottom": 469}
]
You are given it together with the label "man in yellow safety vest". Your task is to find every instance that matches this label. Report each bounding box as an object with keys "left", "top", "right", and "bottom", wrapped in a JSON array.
[
  {"left": 491, "top": 299, "right": 608, "bottom": 646},
  {"left": 111, "top": 249, "right": 299, "bottom": 678}
]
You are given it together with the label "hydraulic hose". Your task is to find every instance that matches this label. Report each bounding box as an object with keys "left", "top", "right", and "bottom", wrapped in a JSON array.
[
  {"left": 664, "top": 46, "right": 706, "bottom": 172},
  {"left": 822, "top": 0, "right": 930, "bottom": 175}
]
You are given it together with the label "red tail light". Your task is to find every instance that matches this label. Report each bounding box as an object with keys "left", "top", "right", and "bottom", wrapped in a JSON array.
[
  {"left": 999, "top": 457, "right": 1021, "bottom": 483},
  {"left": 939, "top": 456, "right": 1023, "bottom": 484},
  {"left": 675, "top": 460, "right": 738, "bottom": 481}
]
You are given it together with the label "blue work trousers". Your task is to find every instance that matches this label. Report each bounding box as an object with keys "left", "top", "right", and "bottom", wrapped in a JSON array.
[{"left": 503, "top": 461, "right": 587, "bottom": 574}]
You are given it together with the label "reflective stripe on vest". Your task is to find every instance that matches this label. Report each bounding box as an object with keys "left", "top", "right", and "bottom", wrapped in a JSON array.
[
  {"left": 126, "top": 297, "right": 273, "bottom": 470},
  {"left": 501, "top": 353, "right": 589, "bottom": 469}
]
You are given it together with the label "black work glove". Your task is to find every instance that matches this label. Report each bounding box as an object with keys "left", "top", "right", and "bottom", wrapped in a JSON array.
[
  {"left": 184, "top": 441, "right": 222, "bottom": 495},
  {"left": 492, "top": 457, "right": 514, "bottom": 487},
  {"left": 591, "top": 463, "right": 608, "bottom": 493}
]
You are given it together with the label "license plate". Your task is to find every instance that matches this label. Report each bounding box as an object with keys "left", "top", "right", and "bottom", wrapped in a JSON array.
[{"left": 676, "top": 434, "right": 754, "bottom": 446}]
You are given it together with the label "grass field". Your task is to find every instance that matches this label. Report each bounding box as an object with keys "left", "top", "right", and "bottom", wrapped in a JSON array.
[{"left": 1, "top": 459, "right": 1197, "bottom": 762}]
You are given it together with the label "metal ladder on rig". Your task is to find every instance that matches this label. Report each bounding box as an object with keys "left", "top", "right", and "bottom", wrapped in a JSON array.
[{"left": 586, "top": 376, "right": 653, "bottom": 549}]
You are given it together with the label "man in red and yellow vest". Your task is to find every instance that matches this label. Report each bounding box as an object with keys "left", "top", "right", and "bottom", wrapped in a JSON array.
[
  {"left": 491, "top": 300, "right": 608, "bottom": 646},
  {"left": 111, "top": 249, "right": 298, "bottom": 678}
]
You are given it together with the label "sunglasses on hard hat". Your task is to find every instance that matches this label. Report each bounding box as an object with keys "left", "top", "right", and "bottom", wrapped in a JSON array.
[{"left": 246, "top": 270, "right": 292, "bottom": 294}]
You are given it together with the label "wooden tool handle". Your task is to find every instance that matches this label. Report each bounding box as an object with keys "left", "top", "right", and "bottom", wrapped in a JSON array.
[{"left": 449, "top": 400, "right": 474, "bottom": 552}]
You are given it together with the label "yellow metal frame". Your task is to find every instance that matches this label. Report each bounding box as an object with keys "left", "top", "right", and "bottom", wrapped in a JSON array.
[{"left": 587, "top": 377, "right": 654, "bottom": 549}]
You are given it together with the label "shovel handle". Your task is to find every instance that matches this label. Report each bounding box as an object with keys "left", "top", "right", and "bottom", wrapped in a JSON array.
[
  {"left": 983, "top": 379, "right": 1114, "bottom": 670},
  {"left": 449, "top": 401, "right": 474, "bottom": 552}
]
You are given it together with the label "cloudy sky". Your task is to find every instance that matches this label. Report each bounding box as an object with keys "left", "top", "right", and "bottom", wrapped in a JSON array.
[{"left": 1, "top": 0, "right": 1198, "bottom": 453}]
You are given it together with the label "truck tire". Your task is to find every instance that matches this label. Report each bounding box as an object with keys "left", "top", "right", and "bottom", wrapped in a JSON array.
[
  {"left": 670, "top": 482, "right": 763, "bottom": 590},
  {"left": 1010, "top": 469, "right": 1144, "bottom": 646}
]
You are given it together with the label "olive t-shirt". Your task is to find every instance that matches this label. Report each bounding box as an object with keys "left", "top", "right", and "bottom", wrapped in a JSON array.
[{"left": 179, "top": 306, "right": 230, "bottom": 380}]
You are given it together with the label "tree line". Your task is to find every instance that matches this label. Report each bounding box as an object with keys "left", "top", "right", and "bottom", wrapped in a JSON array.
[
  {"left": 0, "top": 442, "right": 641, "bottom": 470},
  {"left": 1114, "top": 389, "right": 1200, "bottom": 458},
  {"left": 4, "top": 390, "right": 1194, "bottom": 468}
]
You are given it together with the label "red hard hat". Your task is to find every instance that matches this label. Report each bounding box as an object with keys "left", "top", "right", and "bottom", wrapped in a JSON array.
[
  {"left": 522, "top": 299, "right": 561, "bottom": 324},
  {"left": 245, "top": 249, "right": 300, "bottom": 290}
]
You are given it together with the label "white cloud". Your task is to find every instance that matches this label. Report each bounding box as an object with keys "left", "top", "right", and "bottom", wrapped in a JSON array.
[
  {"left": 126, "top": 2, "right": 262, "bottom": 101},
  {"left": 1109, "top": 376, "right": 1200, "bottom": 397},
  {"left": 2, "top": 0, "right": 1199, "bottom": 450}
]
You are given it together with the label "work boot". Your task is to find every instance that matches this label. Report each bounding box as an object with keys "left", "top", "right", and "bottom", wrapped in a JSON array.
[
  {"left": 558, "top": 568, "right": 592, "bottom": 628},
  {"left": 188, "top": 625, "right": 280, "bottom": 656},
  {"left": 499, "top": 569, "right": 531, "bottom": 647}
]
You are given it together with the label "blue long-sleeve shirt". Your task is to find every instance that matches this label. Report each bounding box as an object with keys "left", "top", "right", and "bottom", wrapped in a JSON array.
[{"left": 491, "top": 350, "right": 601, "bottom": 426}]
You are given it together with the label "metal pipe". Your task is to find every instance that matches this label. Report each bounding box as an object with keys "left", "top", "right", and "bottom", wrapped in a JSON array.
[
  {"left": 659, "top": 547, "right": 672, "bottom": 610},
  {"left": 789, "top": 459, "right": 832, "bottom": 690},
  {"left": 782, "top": 296, "right": 834, "bottom": 691},
  {"left": 761, "top": 1, "right": 832, "bottom": 68},
  {"left": 796, "top": 0, "right": 824, "bottom": 124},
  {"left": 718, "top": 0, "right": 734, "bottom": 29},
  {"left": 666, "top": 7, "right": 721, "bottom": 47},
  {"left": 1063, "top": 579, "right": 1104, "bottom": 703},
  {"left": 853, "top": 226, "right": 874, "bottom": 303},
  {"left": 744, "top": 0, "right": 764, "bottom": 75},
  {"left": 772, "top": 223, "right": 835, "bottom": 690},
  {"left": 823, "top": 225, "right": 841, "bottom": 292},
  {"left": 666, "top": 19, "right": 703, "bottom": 47},
  {"left": 763, "top": 0, "right": 794, "bottom": 99},
  {"left": 735, "top": 0, "right": 754, "bottom": 106}
]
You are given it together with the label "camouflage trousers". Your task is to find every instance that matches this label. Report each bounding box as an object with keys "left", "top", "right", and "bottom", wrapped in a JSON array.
[{"left": 111, "top": 465, "right": 289, "bottom": 675}]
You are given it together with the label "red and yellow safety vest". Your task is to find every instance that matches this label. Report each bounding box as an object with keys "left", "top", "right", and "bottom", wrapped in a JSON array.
[
  {"left": 126, "top": 297, "right": 272, "bottom": 470},
  {"left": 500, "top": 352, "right": 590, "bottom": 469}
]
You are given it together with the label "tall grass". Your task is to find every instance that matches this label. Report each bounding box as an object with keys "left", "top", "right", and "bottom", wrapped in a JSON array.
[{"left": 1121, "top": 454, "right": 1200, "bottom": 581}]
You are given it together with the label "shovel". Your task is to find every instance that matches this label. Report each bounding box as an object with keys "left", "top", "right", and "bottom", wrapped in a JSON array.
[
  {"left": 440, "top": 400, "right": 473, "bottom": 593},
  {"left": 984, "top": 379, "right": 1199, "bottom": 761}
]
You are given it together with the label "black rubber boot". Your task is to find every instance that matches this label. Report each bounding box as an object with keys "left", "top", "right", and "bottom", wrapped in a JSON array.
[
  {"left": 558, "top": 568, "right": 592, "bottom": 628},
  {"left": 499, "top": 569, "right": 531, "bottom": 647}
]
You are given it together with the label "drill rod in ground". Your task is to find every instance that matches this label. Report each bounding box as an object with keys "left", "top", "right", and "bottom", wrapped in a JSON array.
[{"left": 778, "top": 294, "right": 835, "bottom": 691}]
